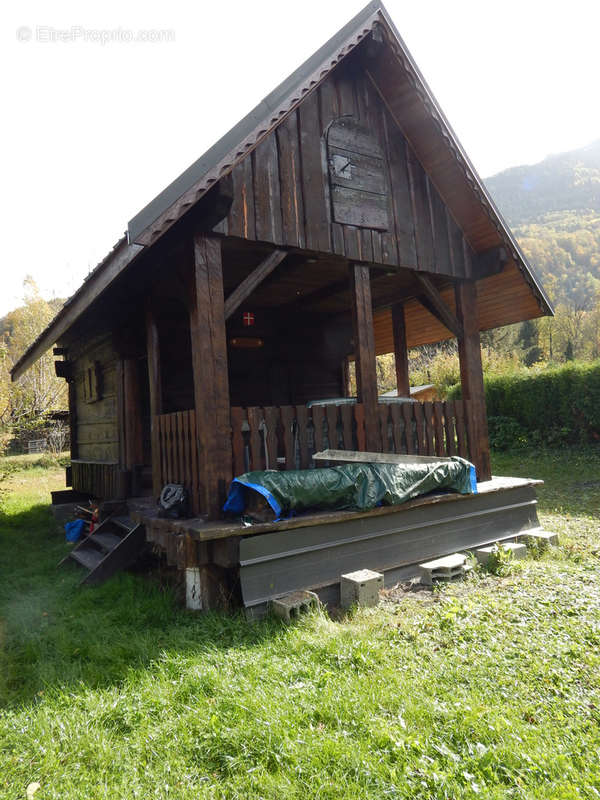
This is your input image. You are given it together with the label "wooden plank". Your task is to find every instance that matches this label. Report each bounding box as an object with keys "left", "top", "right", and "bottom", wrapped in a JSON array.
[
  {"left": 390, "top": 404, "right": 403, "bottom": 453},
  {"left": 443, "top": 400, "right": 457, "bottom": 457},
  {"left": 455, "top": 280, "right": 491, "bottom": 480},
  {"left": 248, "top": 407, "right": 265, "bottom": 471},
  {"left": 330, "top": 185, "right": 389, "bottom": 230},
  {"left": 414, "top": 273, "right": 462, "bottom": 338},
  {"left": 350, "top": 264, "right": 380, "bottom": 451},
  {"left": 454, "top": 399, "right": 469, "bottom": 460},
  {"left": 406, "top": 145, "right": 434, "bottom": 272},
  {"left": 427, "top": 179, "right": 452, "bottom": 275},
  {"left": 298, "top": 89, "right": 330, "bottom": 253},
  {"left": 253, "top": 136, "right": 284, "bottom": 245},
  {"left": 381, "top": 106, "right": 415, "bottom": 267},
  {"left": 228, "top": 158, "right": 256, "bottom": 240},
  {"left": 354, "top": 404, "right": 366, "bottom": 452},
  {"left": 317, "top": 78, "right": 344, "bottom": 256},
  {"left": 263, "top": 406, "right": 279, "bottom": 470},
  {"left": 378, "top": 403, "right": 390, "bottom": 452},
  {"left": 391, "top": 303, "right": 410, "bottom": 397},
  {"left": 231, "top": 406, "right": 246, "bottom": 477},
  {"left": 340, "top": 404, "right": 354, "bottom": 450},
  {"left": 296, "top": 405, "right": 310, "bottom": 469},
  {"left": 433, "top": 401, "right": 445, "bottom": 457},
  {"left": 224, "top": 249, "right": 286, "bottom": 320},
  {"left": 189, "top": 411, "right": 199, "bottom": 514},
  {"left": 276, "top": 111, "right": 305, "bottom": 249},
  {"left": 123, "top": 359, "right": 144, "bottom": 469},
  {"left": 326, "top": 405, "right": 339, "bottom": 451},
  {"left": 190, "top": 235, "right": 233, "bottom": 517},
  {"left": 146, "top": 304, "right": 163, "bottom": 498},
  {"left": 182, "top": 410, "right": 191, "bottom": 490},
  {"left": 312, "top": 405, "right": 325, "bottom": 455},
  {"left": 280, "top": 406, "right": 296, "bottom": 470},
  {"left": 423, "top": 401, "right": 435, "bottom": 456},
  {"left": 413, "top": 402, "right": 426, "bottom": 455}
]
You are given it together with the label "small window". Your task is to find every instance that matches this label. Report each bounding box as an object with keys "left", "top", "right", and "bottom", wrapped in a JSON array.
[{"left": 83, "top": 361, "right": 102, "bottom": 403}]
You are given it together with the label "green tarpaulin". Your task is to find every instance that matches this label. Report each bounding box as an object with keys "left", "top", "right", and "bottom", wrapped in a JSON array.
[{"left": 223, "top": 458, "right": 477, "bottom": 520}]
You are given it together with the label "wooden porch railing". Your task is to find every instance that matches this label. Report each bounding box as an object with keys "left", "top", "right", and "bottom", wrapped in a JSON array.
[
  {"left": 230, "top": 400, "right": 471, "bottom": 474},
  {"left": 154, "top": 400, "right": 472, "bottom": 511},
  {"left": 156, "top": 410, "right": 201, "bottom": 514},
  {"left": 71, "top": 460, "right": 121, "bottom": 499}
]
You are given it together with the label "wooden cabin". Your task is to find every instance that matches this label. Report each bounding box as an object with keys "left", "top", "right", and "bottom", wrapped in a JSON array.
[{"left": 12, "top": 2, "right": 553, "bottom": 612}]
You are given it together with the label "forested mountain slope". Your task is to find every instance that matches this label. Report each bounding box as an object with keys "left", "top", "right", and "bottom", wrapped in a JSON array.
[{"left": 485, "top": 140, "right": 600, "bottom": 305}]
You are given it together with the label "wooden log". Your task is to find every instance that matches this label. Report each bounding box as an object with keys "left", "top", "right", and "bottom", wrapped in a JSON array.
[
  {"left": 190, "top": 234, "right": 233, "bottom": 518},
  {"left": 392, "top": 303, "right": 410, "bottom": 397},
  {"left": 455, "top": 280, "right": 491, "bottom": 481},
  {"left": 349, "top": 264, "right": 380, "bottom": 451}
]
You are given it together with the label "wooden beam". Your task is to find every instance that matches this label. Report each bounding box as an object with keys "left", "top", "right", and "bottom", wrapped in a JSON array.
[
  {"left": 123, "top": 359, "right": 144, "bottom": 470},
  {"left": 146, "top": 303, "right": 163, "bottom": 498},
  {"left": 350, "top": 264, "right": 380, "bottom": 451},
  {"left": 392, "top": 303, "right": 410, "bottom": 397},
  {"left": 455, "top": 280, "right": 491, "bottom": 481},
  {"left": 191, "top": 234, "right": 232, "bottom": 518},
  {"left": 224, "top": 249, "right": 286, "bottom": 320},
  {"left": 414, "top": 273, "right": 462, "bottom": 338}
]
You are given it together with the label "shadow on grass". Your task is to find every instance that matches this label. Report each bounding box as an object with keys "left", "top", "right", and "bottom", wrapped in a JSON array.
[{"left": 0, "top": 502, "right": 280, "bottom": 710}]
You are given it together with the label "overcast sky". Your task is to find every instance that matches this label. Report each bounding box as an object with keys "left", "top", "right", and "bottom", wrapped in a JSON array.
[{"left": 2, "top": 0, "right": 599, "bottom": 317}]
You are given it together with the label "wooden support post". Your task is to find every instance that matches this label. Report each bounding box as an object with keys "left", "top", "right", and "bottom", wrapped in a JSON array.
[
  {"left": 392, "top": 303, "right": 410, "bottom": 398},
  {"left": 455, "top": 280, "right": 491, "bottom": 481},
  {"left": 190, "top": 234, "right": 233, "bottom": 519},
  {"left": 123, "top": 359, "right": 144, "bottom": 470},
  {"left": 146, "top": 304, "right": 163, "bottom": 498},
  {"left": 350, "top": 263, "right": 380, "bottom": 451}
]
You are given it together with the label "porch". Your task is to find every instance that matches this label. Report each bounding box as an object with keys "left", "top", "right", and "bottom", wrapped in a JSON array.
[{"left": 154, "top": 398, "right": 473, "bottom": 516}]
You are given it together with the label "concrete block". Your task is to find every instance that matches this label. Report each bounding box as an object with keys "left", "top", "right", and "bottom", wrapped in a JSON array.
[
  {"left": 418, "top": 553, "right": 468, "bottom": 585},
  {"left": 475, "top": 541, "right": 527, "bottom": 565},
  {"left": 340, "top": 568, "right": 384, "bottom": 609},
  {"left": 271, "top": 590, "right": 319, "bottom": 622},
  {"left": 518, "top": 529, "right": 559, "bottom": 547}
]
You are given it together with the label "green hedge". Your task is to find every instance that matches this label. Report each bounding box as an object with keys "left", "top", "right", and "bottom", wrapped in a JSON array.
[{"left": 448, "top": 361, "right": 600, "bottom": 448}]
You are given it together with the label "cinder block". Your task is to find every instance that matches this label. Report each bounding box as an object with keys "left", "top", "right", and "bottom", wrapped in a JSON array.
[
  {"left": 340, "top": 568, "right": 384, "bottom": 609},
  {"left": 271, "top": 590, "right": 319, "bottom": 622},
  {"left": 518, "top": 529, "right": 559, "bottom": 547},
  {"left": 418, "top": 553, "right": 468, "bottom": 585},
  {"left": 475, "top": 541, "right": 527, "bottom": 565}
]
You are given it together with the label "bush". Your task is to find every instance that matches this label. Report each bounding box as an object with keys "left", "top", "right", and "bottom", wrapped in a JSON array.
[{"left": 451, "top": 361, "right": 600, "bottom": 448}]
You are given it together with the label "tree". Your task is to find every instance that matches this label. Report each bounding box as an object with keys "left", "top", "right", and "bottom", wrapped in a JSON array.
[{"left": 0, "top": 278, "right": 66, "bottom": 430}]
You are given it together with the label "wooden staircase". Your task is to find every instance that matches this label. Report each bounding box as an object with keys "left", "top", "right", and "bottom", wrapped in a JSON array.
[{"left": 60, "top": 515, "right": 146, "bottom": 585}]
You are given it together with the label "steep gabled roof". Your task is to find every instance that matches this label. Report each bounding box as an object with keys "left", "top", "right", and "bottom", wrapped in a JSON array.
[{"left": 12, "top": 1, "right": 552, "bottom": 381}]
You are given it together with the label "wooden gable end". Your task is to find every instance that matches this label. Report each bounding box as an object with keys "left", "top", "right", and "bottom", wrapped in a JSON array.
[{"left": 217, "top": 43, "right": 474, "bottom": 280}]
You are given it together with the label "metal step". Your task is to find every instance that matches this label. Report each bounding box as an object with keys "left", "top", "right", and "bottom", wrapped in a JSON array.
[
  {"left": 112, "top": 516, "right": 135, "bottom": 533},
  {"left": 70, "top": 547, "right": 103, "bottom": 571},
  {"left": 91, "top": 532, "right": 123, "bottom": 553}
]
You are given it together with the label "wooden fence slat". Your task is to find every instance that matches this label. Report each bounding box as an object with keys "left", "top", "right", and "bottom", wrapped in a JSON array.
[
  {"left": 340, "top": 405, "right": 354, "bottom": 450},
  {"left": 247, "top": 407, "right": 265, "bottom": 471},
  {"left": 443, "top": 400, "right": 457, "bottom": 457},
  {"left": 312, "top": 405, "right": 325, "bottom": 455},
  {"left": 230, "top": 407, "right": 246, "bottom": 476},
  {"left": 354, "top": 404, "right": 366, "bottom": 452},
  {"left": 264, "top": 406, "right": 279, "bottom": 469},
  {"left": 189, "top": 411, "right": 199, "bottom": 514},
  {"left": 422, "top": 401, "right": 435, "bottom": 456},
  {"left": 378, "top": 404, "right": 390, "bottom": 452},
  {"left": 296, "top": 405, "right": 310, "bottom": 469},
  {"left": 433, "top": 401, "right": 445, "bottom": 457},
  {"left": 454, "top": 399, "right": 469, "bottom": 459},
  {"left": 390, "top": 404, "right": 403, "bottom": 453},
  {"left": 280, "top": 406, "right": 296, "bottom": 470},
  {"left": 401, "top": 402, "right": 415, "bottom": 454},
  {"left": 326, "top": 405, "right": 339, "bottom": 451}
]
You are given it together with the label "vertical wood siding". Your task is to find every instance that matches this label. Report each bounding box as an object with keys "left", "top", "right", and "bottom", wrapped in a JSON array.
[{"left": 221, "top": 54, "right": 474, "bottom": 278}]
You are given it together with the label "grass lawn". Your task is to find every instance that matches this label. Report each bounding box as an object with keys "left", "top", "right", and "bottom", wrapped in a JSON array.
[{"left": 1, "top": 447, "right": 599, "bottom": 799}]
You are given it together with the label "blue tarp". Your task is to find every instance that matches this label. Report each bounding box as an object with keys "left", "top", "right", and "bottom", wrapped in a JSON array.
[{"left": 224, "top": 457, "right": 477, "bottom": 521}]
